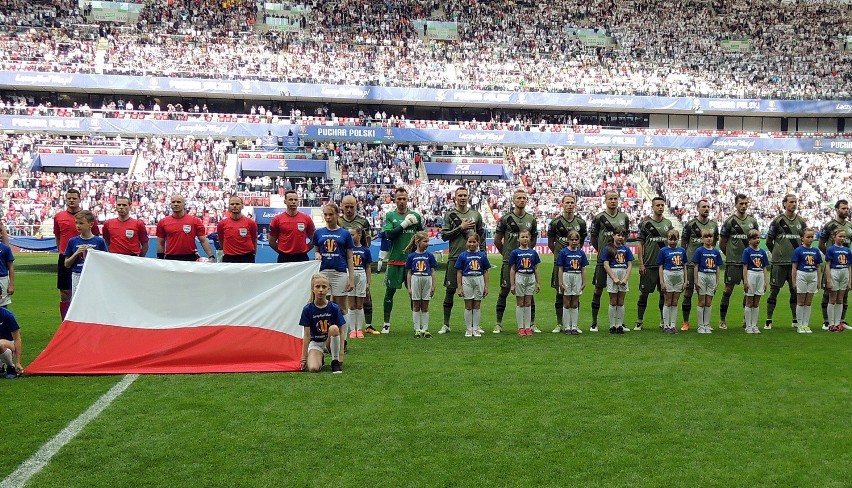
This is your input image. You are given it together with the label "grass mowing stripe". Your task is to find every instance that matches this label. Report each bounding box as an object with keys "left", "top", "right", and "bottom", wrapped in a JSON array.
[{"left": 0, "top": 374, "right": 138, "bottom": 488}]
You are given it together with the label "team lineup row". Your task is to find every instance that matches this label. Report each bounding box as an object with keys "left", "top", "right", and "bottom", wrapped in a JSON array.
[{"left": 40, "top": 186, "right": 852, "bottom": 374}]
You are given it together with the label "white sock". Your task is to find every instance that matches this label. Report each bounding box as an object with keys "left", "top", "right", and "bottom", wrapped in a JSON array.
[
  {"left": 751, "top": 307, "right": 759, "bottom": 328},
  {"left": 0, "top": 348, "right": 12, "bottom": 367},
  {"left": 619, "top": 306, "right": 626, "bottom": 326},
  {"left": 744, "top": 307, "right": 752, "bottom": 328},
  {"left": 473, "top": 309, "right": 481, "bottom": 329},
  {"left": 412, "top": 311, "right": 420, "bottom": 331},
  {"left": 571, "top": 308, "right": 580, "bottom": 329},
  {"left": 662, "top": 306, "right": 669, "bottom": 328},
  {"left": 562, "top": 308, "right": 570, "bottom": 329},
  {"left": 465, "top": 309, "right": 473, "bottom": 331},
  {"left": 796, "top": 305, "right": 803, "bottom": 326},
  {"left": 524, "top": 306, "right": 532, "bottom": 329},
  {"left": 803, "top": 305, "right": 811, "bottom": 327},
  {"left": 516, "top": 307, "right": 524, "bottom": 330},
  {"left": 358, "top": 309, "right": 366, "bottom": 331},
  {"left": 329, "top": 335, "right": 341, "bottom": 361},
  {"left": 421, "top": 311, "right": 429, "bottom": 332},
  {"left": 669, "top": 306, "right": 678, "bottom": 329},
  {"left": 609, "top": 305, "right": 616, "bottom": 328}
]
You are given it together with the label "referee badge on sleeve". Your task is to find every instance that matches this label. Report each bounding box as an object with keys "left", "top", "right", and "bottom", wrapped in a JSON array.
[
  {"left": 125, "top": 230, "right": 135, "bottom": 238},
  {"left": 239, "top": 228, "right": 248, "bottom": 237},
  {"left": 183, "top": 225, "right": 192, "bottom": 234},
  {"left": 297, "top": 223, "right": 306, "bottom": 232}
]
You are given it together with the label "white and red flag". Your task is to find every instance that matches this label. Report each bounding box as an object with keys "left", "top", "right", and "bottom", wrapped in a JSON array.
[{"left": 28, "top": 251, "right": 319, "bottom": 374}]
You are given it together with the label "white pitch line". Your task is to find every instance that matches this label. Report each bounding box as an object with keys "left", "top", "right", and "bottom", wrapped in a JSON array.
[{"left": 1, "top": 374, "right": 139, "bottom": 488}]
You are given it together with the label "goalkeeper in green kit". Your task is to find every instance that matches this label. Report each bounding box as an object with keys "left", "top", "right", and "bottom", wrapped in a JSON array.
[{"left": 381, "top": 187, "right": 424, "bottom": 334}]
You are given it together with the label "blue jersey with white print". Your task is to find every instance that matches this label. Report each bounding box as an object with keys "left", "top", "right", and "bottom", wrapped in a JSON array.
[
  {"left": 406, "top": 251, "right": 438, "bottom": 276},
  {"left": 508, "top": 247, "right": 540, "bottom": 274},
  {"left": 352, "top": 246, "right": 372, "bottom": 271},
  {"left": 557, "top": 248, "right": 589, "bottom": 273},
  {"left": 691, "top": 247, "right": 723, "bottom": 273},
  {"left": 300, "top": 301, "right": 346, "bottom": 342},
  {"left": 791, "top": 246, "right": 822, "bottom": 272},
  {"left": 656, "top": 246, "right": 687, "bottom": 271},
  {"left": 313, "top": 227, "right": 354, "bottom": 272},
  {"left": 826, "top": 245, "right": 851, "bottom": 269},
  {"left": 602, "top": 245, "right": 633, "bottom": 269},
  {"left": 741, "top": 247, "right": 769, "bottom": 271},
  {"left": 455, "top": 251, "right": 491, "bottom": 276}
]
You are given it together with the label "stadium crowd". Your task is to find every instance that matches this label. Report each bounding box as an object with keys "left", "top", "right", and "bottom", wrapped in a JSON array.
[
  {"left": 0, "top": 0, "right": 849, "bottom": 99},
  {"left": 3, "top": 130, "right": 852, "bottom": 239}
]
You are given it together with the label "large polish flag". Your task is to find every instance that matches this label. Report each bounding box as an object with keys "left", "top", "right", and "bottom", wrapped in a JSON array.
[{"left": 27, "top": 251, "right": 320, "bottom": 374}]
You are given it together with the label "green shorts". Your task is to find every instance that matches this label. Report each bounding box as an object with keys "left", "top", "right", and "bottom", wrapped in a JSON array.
[
  {"left": 592, "top": 263, "right": 608, "bottom": 289},
  {"left": 639, "top": 266, "right": 662, "bottom": 294},
  {"left": 684, "top": 264, "right": 695, "bottom": 292},
  {"left": 770, "top": 263, "right": 793, "bottom": 289},
  {"left": 550, "top": 265, "right": 561, "bottom": 290},
  {"left": 384, "top": 264, "right": 407, "bottom": 290},
  {"left": 444, "top": 258, "right": 458, "bottom": 290},
  {"left": 500, "top": 262, "right": 511, "bottom": 289},
  {"left": 724, "top": 263, "right": 743, "bottom": 286}
]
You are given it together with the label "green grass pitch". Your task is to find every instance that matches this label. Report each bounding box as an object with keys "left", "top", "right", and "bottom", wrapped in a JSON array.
[{"left": 3, "top": 253, "right": 851, "bottom": 487}]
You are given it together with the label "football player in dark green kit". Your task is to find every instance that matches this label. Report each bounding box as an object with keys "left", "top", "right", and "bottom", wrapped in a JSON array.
[
  {"left": 589, "top": 190, "right": 629, "bottom": 332},
  {"left": 439, "top": 186, "right": 485, "bottom": 334},
  {"left": 764, "top": 194, "right": 807, "bottom": 329},
  {"left": 635, "top": 196, "right": 672, "bottom": 331},
  {"left": 680, "top": 199, "right": 719, "bottom": 330},
  {"left": 718, "top": 194, "right": 759, "bottom": 330},
  {"left": 547, "top": 194, "right": 587, "bottom": 332},
  {"left": 494, "top": 189, "right": 538, "bottom": 333}
]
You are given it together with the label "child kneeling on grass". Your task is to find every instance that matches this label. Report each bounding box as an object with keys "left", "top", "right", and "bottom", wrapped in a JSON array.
[{"left": 301, "top": 273, "right": 346, "bottom": 374}]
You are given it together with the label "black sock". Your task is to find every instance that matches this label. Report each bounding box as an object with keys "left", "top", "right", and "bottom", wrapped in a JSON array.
[
  {"left": 443, "top": 288, "right": 455, "bottom": 325},
  {"left": 364, "top": 294, "right": 373, "bottom": 324},
  {"left": 591, "top": 292, "right": 601, "bottom": 326},
  {"left": 555, "top": 294, "right": 564, "bottom": 326},
  {"left": 720, "top": 292, "right": 732, "bottom": 320},
  {"left": 496, "top": 293, "right": 507, "bottom": 323},
  {"left": 383, "top": 288, "right": 397, "bottom": 323},
  {"left": 682, "top": 294, "right": 693, "bottom": 321},
  {"left": 822, "top": 292, "right": 830, "bottom": 324},
  {"left": 637, "top": 293, "right": 648, "bottom": 321},
  {"left": 530, "top": 296, "right": 536, "bottom": 324},
  {"left": 766, "top": 287, "right": 779, "bottom": 320}
]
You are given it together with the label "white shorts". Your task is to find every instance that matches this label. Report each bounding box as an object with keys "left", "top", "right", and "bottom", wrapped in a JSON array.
[
  {"left": 347, "top": 270, "right": 367, "bottom": 297},
  {"left": 308, "top": 340, "right": 327, "bottom": 354},
  {"left": 71, "top": 272, "right": 81, "bottom": 300},
  {"left": 606, "top": 268, "right": 629, "bottom": 294},
  {"left": 795, "top": 270, "right": 818, "bottom": 294},
  {"left": 745, "top": 269, "right": 766, "bottom": 297},
  {"left": 562, "top": 272, "right": 583, "bottom": 296},
  {"left": 513, "top": 272, "right": 537, "bottom": 296},
  {"left": 322, "top": 269, "right": 349, "bottom": 297},
  {"left": 0, "top": 275, "right": 10, "bottom": 307},
  {"left": 410, "top": 274, "right": 433, "bottom": 301},
  {"left": 696, "top": 272, "right": 718, "bottom": 296},
  {"left": 829, "top": 268, "right": 850, "bottom": 291},
  {"left": 461, "top": 275, "right": 486, "bottom": 300},
  {"left": 663, "top": 269, "right": 685, "bottom": 293}
]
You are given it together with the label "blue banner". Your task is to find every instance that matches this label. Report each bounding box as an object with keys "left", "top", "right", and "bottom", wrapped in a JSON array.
[
  {"left": 33, "top": 153, "right": 134, "bottom": 170},
  {"left": 239, "top": 158, "right": 329, "bottom": 177},
  {"left": 3, "top": 115, "right": 852, "bottom": 152},
  {"left": 2, "top": 70, "right": 851, "bottom": 115},
  {"left": 424, "top": 162, "right": 508, "bottom": 179}
]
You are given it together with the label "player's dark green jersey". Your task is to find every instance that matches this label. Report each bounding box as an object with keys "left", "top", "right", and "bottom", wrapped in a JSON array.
[
  {"left": 720, "top": 214, "right": 759, "bottom": 264},
  {"left": 495, "top": 211, "right": 537, "bottom": 260},
  {"left": 547, "top": 215, "right": 588, "bottom": 254},
  {"left": 441, "top": 207, "right": 485, "bottom": 260},
  {"left": 590, "top": 210, "right": 629, "bottom": 256},
  {"left": 638, "top": 217, "right": 672, "bottom": 266},
  {"left": 382, "top": 210, "right": 423, "bottom": 264},
  {"left": 819, "top": 219, "right": 852, "bottom": 248},
  {"left": 682, "top": 218, "right": 719, "bottom": 261},
  {"left": 766, "top": 213, "right": 807, "bottom": 264},
  {"left": 340, "top": 214, "right": 374, "bottom": 245}
]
